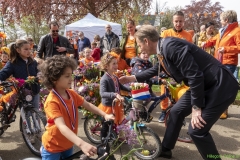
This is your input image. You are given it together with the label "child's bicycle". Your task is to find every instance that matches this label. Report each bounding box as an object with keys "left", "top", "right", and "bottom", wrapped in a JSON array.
[
  {"left": 0, "top": 78, "right": 47, "bottom": 157},
  {"left": 22, "top": 121, "right": 126, "bottom": 160},
  {"left": 84, "top": 98, "right": 162, "bottom": 160},
  {"left": 147, "top": 78, "right": 193, "bottom": 143}
]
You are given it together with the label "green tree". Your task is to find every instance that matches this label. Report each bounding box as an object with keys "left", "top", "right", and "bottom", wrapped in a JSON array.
[
  {"left": 20, "top": 16, "right": 49, "bottom": 44},
  {"left": 5, "top": 23, "right": 24, "bottom": 43},
  {"left": 182, "top": 0, "right": 223, "bottom": 31},
  {"left": 159, "top": 6, "right": 182, "bottom": 30}
]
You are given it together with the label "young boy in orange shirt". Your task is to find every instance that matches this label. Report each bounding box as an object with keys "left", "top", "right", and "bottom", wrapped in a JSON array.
[{"left": 38, "top": 55, "right": 114, "bottom": 159}]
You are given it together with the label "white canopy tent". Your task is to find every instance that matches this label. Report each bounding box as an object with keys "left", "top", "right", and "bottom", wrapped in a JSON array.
[{"left": 65, "top": 13, "right": 122, "bottom": 43}]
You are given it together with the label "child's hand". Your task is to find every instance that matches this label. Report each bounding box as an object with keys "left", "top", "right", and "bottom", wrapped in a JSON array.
[
  {"left": 116, "top": 94, "right": 124, "bottom": 102},
  {"left": 104, "top": 114, "right": 115, "bottom": 121},
  {"left": 78, "top": 141, "right": 97, "bottom": 157}
]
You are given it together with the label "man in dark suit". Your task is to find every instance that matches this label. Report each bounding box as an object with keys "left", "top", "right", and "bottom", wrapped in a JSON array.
[{"left": 119, "top": 25, "right": 238, "bottom": 160}]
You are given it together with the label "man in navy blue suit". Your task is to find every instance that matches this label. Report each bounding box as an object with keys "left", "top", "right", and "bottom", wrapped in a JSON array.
[{"left": 120, "top": 25, "right": 238, "bottom": 160}]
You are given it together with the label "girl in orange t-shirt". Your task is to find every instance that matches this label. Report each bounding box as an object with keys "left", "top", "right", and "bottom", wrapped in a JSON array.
[{"left": 39, "top": 55, "right": 114, "bottom": 159}]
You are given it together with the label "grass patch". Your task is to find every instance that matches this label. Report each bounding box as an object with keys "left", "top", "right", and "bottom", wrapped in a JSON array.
[{"left": 236, "top": 91, "right": 240, "bottom": 100}]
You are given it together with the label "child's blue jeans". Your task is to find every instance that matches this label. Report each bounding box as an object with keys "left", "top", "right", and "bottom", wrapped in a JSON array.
[{"left": 41, "top": 145, "right": 73, "bottom": 160}]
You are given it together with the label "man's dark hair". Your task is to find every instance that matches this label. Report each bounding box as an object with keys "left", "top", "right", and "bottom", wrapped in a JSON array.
[
  {"left": 48, "top": 21, "right": 59, "bottom": 29},
  {"left": 173, "top": 11, "right": 184, "bottom": 17}
]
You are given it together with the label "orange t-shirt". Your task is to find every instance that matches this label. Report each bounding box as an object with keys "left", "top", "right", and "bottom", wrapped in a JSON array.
[
  {"left": 42, "top": 89, "right": 84, "bottom": 153},
  {"left": 161, "top": 28, "right": 193, "bottom": 43},
  {"left": 118, "top": 58, "right": 130, "bottom": 70},
  {"left": 124, "top": 37, "right": 136, "bottom": 59},
  {"left": 79, "top": 57, "right": 94, "bottom": 68}
]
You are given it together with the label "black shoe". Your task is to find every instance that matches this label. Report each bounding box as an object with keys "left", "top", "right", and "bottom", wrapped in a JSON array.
[
  {"left": 108, "top": 155, "right": 116, "bottom": 160},
  {"left": 159, "top": 150, "right": 172, "bottom": 159}
]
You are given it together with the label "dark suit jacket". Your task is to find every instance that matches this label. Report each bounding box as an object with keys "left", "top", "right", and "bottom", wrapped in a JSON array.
[
  {"left": 136, "top": 37, "right": 238, "bottom": 108},
  {"left": 100, "top": 73, "right": 130, "bottom": 106}
]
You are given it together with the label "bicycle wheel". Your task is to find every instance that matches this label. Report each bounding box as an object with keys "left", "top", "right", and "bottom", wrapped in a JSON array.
[
  {"left": 130, "top": 126, "right": 161, "bottom": 160},
  {"left": 20, "top": 108, "right": 47, "bottom": 157},
  {"left": 84, "top": 117, "right": 102, "bottom": 144},
  {"left": 165, "top": 110, "right": 193, "bottom": 143}
]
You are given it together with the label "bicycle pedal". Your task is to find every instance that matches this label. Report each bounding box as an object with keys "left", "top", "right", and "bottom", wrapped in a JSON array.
[{"left": 145, "top": 116, "right": 153, "bottom": 123}]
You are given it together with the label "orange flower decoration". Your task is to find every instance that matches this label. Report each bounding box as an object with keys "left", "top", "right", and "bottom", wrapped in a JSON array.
[
  {"left": 109, "top": 52, "right": 119, "bottom": 59},
  {"left": 89, "top": 91, "right": 94, "bottom": 97},
  {"left": 0, "top": 32, "right": 7, "bottom": 39}
]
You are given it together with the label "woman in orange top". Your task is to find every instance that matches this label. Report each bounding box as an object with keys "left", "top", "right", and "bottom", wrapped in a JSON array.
[
  {"left": 120, "top": 19, "right": 139, "bottom": 66},
  {"left": 79, "top": 47, "right": 94, "bottom": 68},
  {"left": 39, "top": 55, "right": 114, "bottom": 159},
  {"left": 202, "top": 10, "right": 240, "bottom": 119}
]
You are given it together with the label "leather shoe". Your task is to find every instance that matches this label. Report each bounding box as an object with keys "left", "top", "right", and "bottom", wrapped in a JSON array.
[{"left": 159, "top": 150, "right": 172, "bottom": 159}]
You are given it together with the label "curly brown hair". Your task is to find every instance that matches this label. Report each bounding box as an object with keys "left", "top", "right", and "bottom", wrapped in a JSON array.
[
  {"left": 99, "top": 53, "right": 118, "bottom": 72},
  {"left": 38, "top": 55, "right": 77, "bottom": 89}
]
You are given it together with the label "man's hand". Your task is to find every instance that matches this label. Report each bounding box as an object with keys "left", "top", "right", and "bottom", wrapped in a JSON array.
[
  {"left": 191, "top": 108, "right": 207, "bottom": 129},
  {"left": 57, "top": 47, "right": 67, "bottom": 52},
  {"left": 119, "top": 75, "right": 137, "bottom": 84},
  {"left": 217, "top": 47, "right": 224, "bottom": 54},
  {"left": 201, "top": 42, "right": 206, "bottom": 48}
]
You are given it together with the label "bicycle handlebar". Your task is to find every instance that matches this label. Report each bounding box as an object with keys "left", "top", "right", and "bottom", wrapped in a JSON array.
[{"left": 64, "top": 120, "right": 114, "bottom": 160}]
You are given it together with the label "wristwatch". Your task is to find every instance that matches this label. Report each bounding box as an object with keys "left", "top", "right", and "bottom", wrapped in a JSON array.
[{"left": 192, "top": 105, "right": 200, "bottom": 110}]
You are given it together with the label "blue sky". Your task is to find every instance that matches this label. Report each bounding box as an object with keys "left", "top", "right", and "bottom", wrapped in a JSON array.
[{"left": 151, "top": 0, "right": 240, "bottom": 21}]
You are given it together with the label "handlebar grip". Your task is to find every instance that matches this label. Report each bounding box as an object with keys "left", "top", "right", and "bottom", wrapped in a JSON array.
[
  {"left": 0, "top": 81, "right": 13, "bottom": 86},
  {"left": 159, "top": 73, "right": 169, "bottom": 79}
]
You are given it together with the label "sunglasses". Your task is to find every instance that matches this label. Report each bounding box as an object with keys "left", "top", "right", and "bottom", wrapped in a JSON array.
[{"left": 52, "top": 30, "right": 59, "bottom": 33}]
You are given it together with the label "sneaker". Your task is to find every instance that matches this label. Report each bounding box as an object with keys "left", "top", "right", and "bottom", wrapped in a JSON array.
[
  {"left": 158, "top": 111, "right": 166, "bottom": 123},
  {"left": 159, "top": 150, "right": 172, "bottom": 159}
]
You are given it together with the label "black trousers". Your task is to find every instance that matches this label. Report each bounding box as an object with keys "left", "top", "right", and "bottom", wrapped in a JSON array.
[{"left": 162, "top": 68, "right": 238, "bottom": 160}]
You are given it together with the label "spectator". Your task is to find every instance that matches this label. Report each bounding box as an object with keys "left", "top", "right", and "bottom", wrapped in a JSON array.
[
  {"left": 130, "top": 52, "right": 158, "bottom": 96},
  {"left": 119, "top": 25, "right": 238, "bottom": 160},
  {"left": 120, "top": 19, "right": 139, "bottom": 66},
  {"left": 202, "top": 10, "right": 240, "bottom": 119},
  {"left": 158, "top": 10, "right": 192, "bottom": 123},
  {"left": 78, "top": 51, "right": 84, "bottom": 60},
  {"left": 161, "top": 11, "right": 192, "bottom": 42},
  {"left": 27, "top": 37, "right": 38, "bottom": 57},
  {"left": 36, "top": 21, "right": 74, "bottom": 61},
  {"left": 198, "top": 22, "right": 216, "bottom": 56},
  {"left": 111, "top": 48, "right": 129, "bottom": 71},
  {"left": 0, "top": 50, "right": 9, "bottom": 69},
  {"left": 79, "top": 48, "right": 94, "bottom": 68},
  {"left": 233, "top": 54, "right": 240, "bottom": 82},
  {"left": 193, "top": 25, "right": 206, "bottom": 45},
  {"left": 77, "top": 31, "right": 91, "bottom": 53},
  {"left": 91, "top": 42, "right": 101, "bottom": 62},
  {"left": 100, "top": 24, "right": 120, "bottom": 56},
  {"left": 93, "top": 35, "right": 101, "bottom": 48}
]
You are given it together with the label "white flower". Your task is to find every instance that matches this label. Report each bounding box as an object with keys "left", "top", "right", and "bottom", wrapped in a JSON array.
[{"left": 78, "top": 86, "right": 85, "bottom": 93}]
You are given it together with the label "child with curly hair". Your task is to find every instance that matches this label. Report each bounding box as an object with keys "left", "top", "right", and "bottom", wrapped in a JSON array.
[
  {"left": 38, "top": 55, "right": 114, "bottom": 160},
  {"left": 98, "top": 52, "right": 131, "bottom": 159}
]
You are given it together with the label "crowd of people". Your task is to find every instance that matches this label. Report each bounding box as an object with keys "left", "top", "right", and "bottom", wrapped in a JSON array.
[{"left": 0, "top": 9, "right": 239, "bottom": 160}]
